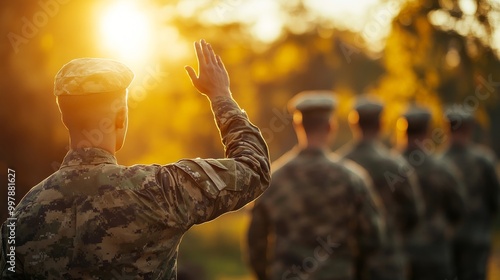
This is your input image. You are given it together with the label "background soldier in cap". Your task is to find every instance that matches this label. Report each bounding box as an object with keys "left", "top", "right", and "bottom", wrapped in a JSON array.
[
  {"left": 0, "top": 40, "right": 271, "bottom": 279},
  {"left": 247, "top": 91, "right": 385, "bottom": 280},
  {"left": 442, "top": 105, "right": 500, "bottom": 280},
  {"left": 339, "top": 99, "right": 423, "bottom": 280},
  {"left": 399, "top": 107, "right": 465, "bottom": 280}
]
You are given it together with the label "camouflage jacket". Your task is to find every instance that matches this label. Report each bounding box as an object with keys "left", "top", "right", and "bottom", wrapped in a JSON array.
[
  {"left": 402, "top": 146, "right": 466, "bottom": 264},
  {"left": 0, "top": 97, "right": 271, "bottom": 279},
  {"left": 340, "top": 140, "right": 424, "bottom": 280},
  {"left": 442, "top": 143, "right": 500, "bottom": 245},
  {"left": 247, "top": 147, "right": 385, "bottom": 280}
]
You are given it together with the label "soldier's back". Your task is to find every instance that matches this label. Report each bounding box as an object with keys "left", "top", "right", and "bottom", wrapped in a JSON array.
[
  {"left": 342, "top": 140, "right": 421, "bottom": 235},
  {"left": 341, "top": 140, "right": 422, "bottom": 280},
  {"left": 443, "top": 143, "right": 499, "bottom": 243},
  {"left": 403, "top": 149, "right": 465, "bottom": 280},
  {"left": 9, "top": 160, "right": 181, "bottom": 278},
  {"left": 254, "top": 147, "right": 382, "bottom": 280},
  {"left": 443, "top": 143, "right": 499, "bottom": 280}
]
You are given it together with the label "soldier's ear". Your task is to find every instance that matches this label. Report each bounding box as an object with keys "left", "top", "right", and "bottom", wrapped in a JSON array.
[
  {"left": 115, "top": 107, "right": 127, "bottom": 129},
  {"left": 328, "top": 116, "right": 338, "bottom": 133}
]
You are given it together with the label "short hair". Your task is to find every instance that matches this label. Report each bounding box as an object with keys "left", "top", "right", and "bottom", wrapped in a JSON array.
[
  {"left": 295, "top": 109, "right": 332, "bottom": 134},
  {"left": 57, "top": 90, "right": 127, "bottom": 129},
  {"left": 357, "top": 113, "right": 381, "bottom": 131}
]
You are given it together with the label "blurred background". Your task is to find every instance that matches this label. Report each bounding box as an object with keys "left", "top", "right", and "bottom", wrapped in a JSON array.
[{"left": 1, "top": 0, "right": 499, "bottom": 279}]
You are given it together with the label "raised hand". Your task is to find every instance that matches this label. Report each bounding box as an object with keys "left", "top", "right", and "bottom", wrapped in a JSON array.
[{"left": 185, "top": 39, "right": 231, "bottom": 99}]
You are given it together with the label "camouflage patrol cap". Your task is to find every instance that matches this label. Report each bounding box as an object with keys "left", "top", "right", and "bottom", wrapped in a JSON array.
[
  {"left": 54, "top": 58, "right": 134, "bottom": 96},
  {"left": 444, "top": 104, "right": 474, "bottom": 123},
  {"left": 351, "top": 98, "right": 384, "bottom": 129},
  {"left": 403, "top": 106, "right": 431, "bottom": 133},
  {"left": 288, "top": 90, "right": 336, "bottom": 114},
  {"left": 354, "top": 98, "right": 384, "bottom": 118},
  {"left": 444, "top": 104, "right": 475, "bottom": 131},
  {"left": 404, "top": 106, "right": 431, "bottom": 123}
]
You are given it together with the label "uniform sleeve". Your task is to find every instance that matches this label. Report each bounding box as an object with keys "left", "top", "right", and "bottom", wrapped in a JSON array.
[
  {"left": 247, "top": 201, "right": 271, "bottom": 280},
  {"left": 482, "top": 157, "right": 500, "bottom": 215},
  {"left": 159, "top": 96, "right": 271, "bottom": 227},
  {"left": 441, "top": 162, "right": 466, "bottom": 226},
  {"left": 394, "top": 161, "right": 425, "bottom": 234},
  {"left": 352, "top": 172, "right": 386, "bottom": 253}
]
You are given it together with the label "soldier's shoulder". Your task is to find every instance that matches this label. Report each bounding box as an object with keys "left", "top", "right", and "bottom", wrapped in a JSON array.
[
  {"left": 471, "top": 144, "right": 497, "bottom": 165},
  {"left": 427, "top": 156, "right": 461, "bottom": 180},
  {"left": 334, "top": 155, "right": 364, "bottom": 175},
  {"left": 270, "top": 149, "right": 300, "bottom": 175},
  {"left": 332, "top": 154, "right": 372, "bottom": 187}
]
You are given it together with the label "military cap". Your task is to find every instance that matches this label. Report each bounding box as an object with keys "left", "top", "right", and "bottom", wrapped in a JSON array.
[
  {"left": 444, "top": 104, "right": 474, "bottom": 123},
  {"left": 354, "top": 98, "right": 384, "bottom": 117},
  {"left": 54, "top": 58, "right": 134, "bottom": 96},
  {"left": 403, "top": 106, "right": 432, "bottom": 133},
  {"left": 288, "top": 90, "right": 336, "bottom": 113},
  {"left": 404, "top": 106, "right": 431, "bottom": 124}
]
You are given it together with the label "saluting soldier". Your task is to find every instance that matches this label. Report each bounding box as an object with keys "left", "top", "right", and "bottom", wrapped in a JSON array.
[
  {"left": 442, "top": 105, "right": 500, "bottom": 280},
  {"left": 399, "top": 107, "right": 466, "bottom": 280},
  {"left": 247, "top": 91, "right": 385, "bottom": 280},
  {"left": 339, "top": 99, "right": 424, "bottom": 280},
  {"left": 0, "top": 40, "right": 271, "bottom": 279}
]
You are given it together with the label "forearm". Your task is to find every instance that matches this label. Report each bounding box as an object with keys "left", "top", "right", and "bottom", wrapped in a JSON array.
[
  {"left": 179, "top": 39, "right": 271, "bottom": 223},
  {"left": 204, "top": 95, "right": 270, "bottom": 217}
]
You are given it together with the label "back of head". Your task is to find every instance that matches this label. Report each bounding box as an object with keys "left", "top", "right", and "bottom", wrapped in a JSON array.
[
  {"left": 288, "top": 90, "right": 336, "bottom": 135},
  {"left": 54, "top": 58, "right": 134, "bottom": 131},
  {"left": 403, "top": 106, "right": 432, "bottom": 137},
  {"left": 444, "top": 104, "right": 474, "bottom": 134},
  {"left": 350, "top": 98, "right": 384, "bottom": 135}
]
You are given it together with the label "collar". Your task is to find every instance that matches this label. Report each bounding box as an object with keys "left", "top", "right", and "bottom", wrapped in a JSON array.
[
  {"left": 297, "top": 146, "right": 329, "bottom": 157},
  {"left": 60, "top": 147, "right": 117, "bottom": 169}
]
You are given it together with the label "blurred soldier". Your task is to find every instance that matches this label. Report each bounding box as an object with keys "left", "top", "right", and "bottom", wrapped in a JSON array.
[
  {"left": 399, "top": 107, "right": 465, "bottom": 280},
  {"left": 339, "top": 99, "right": 423, "bottom": 280},
  {"left": 442, "top": 105, "right": 500, "bottom": 280},
  {"left": 247, "top": 91, "right": 385, "bottom": 280},
  {"left": 0, "top": 40, "right": 271, "bottom": 279}
]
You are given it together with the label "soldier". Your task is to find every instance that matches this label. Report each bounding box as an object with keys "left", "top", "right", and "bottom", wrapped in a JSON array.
[
  {"left": 247, "top": 91, "right": 385, "bottom": 280},
  {"left": 442, "top": 105, "right": 500, "bottom": 280},
  {"left": 399, "top": 107, "right": 465, "bottom": 280},
  {"left": 339, "top": 99, "right": 423, "bottom": 280},
  {"left": 0, "top": 40, "right": 271, "bottom": 279}
]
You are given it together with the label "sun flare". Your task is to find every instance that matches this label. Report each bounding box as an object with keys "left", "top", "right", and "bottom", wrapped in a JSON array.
[{"left": 99, "top": 1, "right": 152, "bottom": 62}]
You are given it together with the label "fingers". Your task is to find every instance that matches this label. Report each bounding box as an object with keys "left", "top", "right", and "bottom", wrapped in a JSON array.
[
  {"left": 194, "top": 41, "right": 206, "bottom": 66},
  {"left": 184, "top": 66, "right": 198, "bottom": 84},
  {"left": 215, "top": 55, "right": 226, "bottom": 68},
  {"left": 205, "top": 42, "right": 217, "bottom": 65}
]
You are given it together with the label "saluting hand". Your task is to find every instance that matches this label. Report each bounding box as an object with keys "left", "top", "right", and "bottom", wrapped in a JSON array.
[{"left": 185, "top": 39, "right": 231, "bottom": 99}]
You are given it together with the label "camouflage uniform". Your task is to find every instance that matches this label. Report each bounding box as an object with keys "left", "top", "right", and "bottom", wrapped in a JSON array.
[
  {"left": 400, "top": 106, "right": 466, "bottom": 280},
  {"left": 247, "top": 92, "right": 385, "bottom": 280},
  {"left": 443, "top": 143, "right": 499, "bottom": 280},
  {"left": 341, "top": 140, "right": 423, "bottom": 280},
  {"left": 0, "top": 58, "right": 271, "bottom": 279},
  {"left": 402, "top": 147, "right": 465, "bottom": 280},
  {"left": 248, "top": 148, "right": 385, "bottom": 280},
  {"left": 340, "top": 98, "right": 424, "bottom": 280}
]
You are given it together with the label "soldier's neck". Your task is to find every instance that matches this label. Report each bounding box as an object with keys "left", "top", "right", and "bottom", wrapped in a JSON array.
[
  {"left": 68, "top": 131, "right": 117, "bottom": 154},
  {"left": 300, "top": 135, "right": 330, "bottom": 150},
  {"left": 359, "top": 131, "right": 379, "bottom": 142}
]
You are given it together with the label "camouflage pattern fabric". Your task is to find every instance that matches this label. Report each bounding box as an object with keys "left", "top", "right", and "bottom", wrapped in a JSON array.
[
  {"left": 402, "top": 146, "right": 466, "bottom": 280},
  {"left": 0, "top": 97, "right": 271, "bottom": 279},
  {"left": 443, "top": 143, "right": 500, "bottom": 280},
  {"left": 53, "top": 58, "right": 135, "bottom": 96},
  {"left": 247, "top": 147, "right": 385, "bottom": 280},
  {"left": 340, "top": 140, "right": 424, "bottom": 280}
]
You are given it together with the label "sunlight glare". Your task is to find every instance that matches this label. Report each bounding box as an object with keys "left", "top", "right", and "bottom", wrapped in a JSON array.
[{"left": 100, "top": 1, "right": 152, "bottom": 62}]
